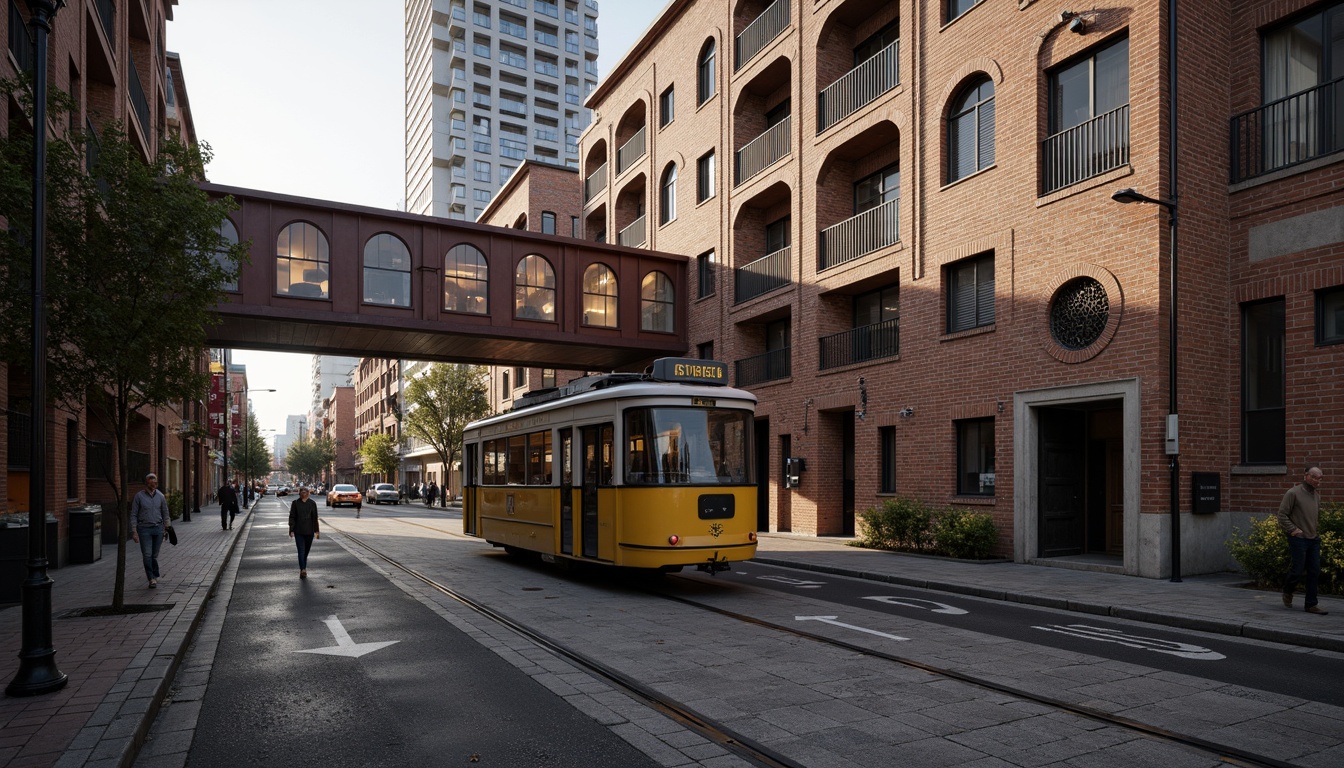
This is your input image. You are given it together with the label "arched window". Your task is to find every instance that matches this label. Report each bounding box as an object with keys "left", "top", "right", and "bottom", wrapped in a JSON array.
[
  {"left": 697, "top": 38, "right": 716, "bottom": 105},
  {"left": 582, "top": 263, "right": 618, "bottom": 328},
  {"left": 363, "top": 233, "right": 412, "bottom": 306},
  {"left": 948, "top": 76, "right": 995, "bottom": 183},
  {"left": 276, "top": 221, "right": 330, "bottom": 298},
  {"left": 640, "top": 271, "right": 674, "bottom": 332},
  {"left": 443, "top": 243, "right": 489, "bottom": 314},
  {"left": 515, "top": 254, "right": 556, "bottom": 321},
  {"left": 214, "top": 218, "right": 239, "bottom": 292},
  {"left": 659, "top": 163, "right": 677, "bottom": 224}
]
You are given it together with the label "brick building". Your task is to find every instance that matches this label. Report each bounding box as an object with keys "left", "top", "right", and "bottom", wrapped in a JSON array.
[
  {"left": 1, "top": 1, "right": 219, "bottom": 569},
  {"left": 495, "top": 0, "right": 1344, "bottom": 578},
  {"left": 353, "top": 357, "right": 402, "bottom": 487}
]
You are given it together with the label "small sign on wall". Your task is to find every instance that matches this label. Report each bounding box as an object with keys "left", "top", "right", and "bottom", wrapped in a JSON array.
[{"left": 1191, "top": 472, "right": 1220, "bottom": 514}]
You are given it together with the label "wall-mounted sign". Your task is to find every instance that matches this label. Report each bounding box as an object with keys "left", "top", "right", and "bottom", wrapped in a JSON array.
[{"left": 1192, "top": 472, "right": 1220, "bottom": 514}]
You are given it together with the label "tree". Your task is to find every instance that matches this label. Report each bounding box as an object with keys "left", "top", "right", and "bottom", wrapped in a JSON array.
[
  {"left": 403, "top": 364, "right": 491, "bottom": 496},
  {"left": 1, "top": 81, "right": 248, "bottom": 609},
  {"left": 285, "top": 435, "right": 335, "bottom": 484},
  {"left": 231, "top": 409, "right": 272, "bottom": 488},
  {"left": 358, "top": 432, "right": 400, "bottom": 482}
]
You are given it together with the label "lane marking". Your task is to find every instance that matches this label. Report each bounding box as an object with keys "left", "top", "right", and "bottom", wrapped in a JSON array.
[
  {"left": 795, "top": 615, "right": 909, "bottom": 641},
  {"left": 1032, "top": 624, "right": 1225, "bottom": 660},
  {"left": 758, "top": 575, "right": 826, "bottom": 589},
  {"left": 296, "top": 614, "right": 400, "bottom": 658},
  {"left": 862, "top": 595, "right": 968, "bottom": 615}
]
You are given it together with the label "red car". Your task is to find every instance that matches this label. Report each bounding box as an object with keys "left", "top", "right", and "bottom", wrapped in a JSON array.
[{"left": 326, "top": 484, "right": 362, "bottom": 509}]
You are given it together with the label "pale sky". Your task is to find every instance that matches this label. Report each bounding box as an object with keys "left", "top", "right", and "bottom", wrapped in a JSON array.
[{"left": 168, "top": 0, "right": 664, "bottom": 435}]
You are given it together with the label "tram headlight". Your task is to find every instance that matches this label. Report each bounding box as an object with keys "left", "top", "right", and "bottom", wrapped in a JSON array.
[
  {"left": 668, "top": 534, "right": 680, "bottom": 546},
  {"left": 748, "top": 532, "right": 756, "bottom": 542}
]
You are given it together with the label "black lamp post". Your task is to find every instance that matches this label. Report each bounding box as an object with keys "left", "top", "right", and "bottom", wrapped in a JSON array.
[
  {"left": 1112, "top": 187, "right": 1180, "bottom": 582},
  {"left": 7, "top": 0, "right": 69, "bottom": 698}
]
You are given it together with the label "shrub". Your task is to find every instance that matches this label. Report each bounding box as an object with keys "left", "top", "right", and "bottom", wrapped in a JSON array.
[
  {"left": 1229, "top": 502, "right": 1342, "bottom": 594},
  {"left": 858, "top": 496, "right": 932, "bottom": 552},
  {"left": 931, "top": 507, "right": 999, "bottom": 560},
  {"left": 166, "top": 489, "right": 184, "bottom": 521}
]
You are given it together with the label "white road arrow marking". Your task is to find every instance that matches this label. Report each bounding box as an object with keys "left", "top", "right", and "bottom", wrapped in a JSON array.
[
  {"left": 1032, "top": 624, "right": 1225, "bottom": 660},
  {"left": 296, "top": 615, "right": 400, "bottom": 658},
  {"left": 862, "top": 595, "right": 968, "bottom": 615},
  {"left": 759, "top": 575, "right": 826, "bottom": 589},
  {"left": 796, "top": 615, "right": 909, "bottom": 641}
]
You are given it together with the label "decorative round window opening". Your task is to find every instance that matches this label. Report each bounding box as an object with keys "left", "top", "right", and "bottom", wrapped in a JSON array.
[{"left": 1049, "top": 277, "right": 1109, "bottom": 350}]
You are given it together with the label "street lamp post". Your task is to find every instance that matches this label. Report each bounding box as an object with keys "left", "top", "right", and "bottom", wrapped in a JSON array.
[
  {"left": 1112, "top": 187, "right": 1179, "bottom": 582},
  {"left": 8, "top": 0, "right": 70, "bottom": 698}
]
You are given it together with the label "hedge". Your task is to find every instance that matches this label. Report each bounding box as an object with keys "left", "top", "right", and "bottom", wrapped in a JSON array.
[
  {"left": 1229, "top": 502, "right": 1343, "bottom": 595},
  {"left": 858, "top": 497, "right": 999, "bottom": 560}
]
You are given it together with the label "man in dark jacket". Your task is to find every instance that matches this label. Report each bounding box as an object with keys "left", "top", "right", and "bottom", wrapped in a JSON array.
[
  {"left": 219, "top": 481, "right": 239, "bottom": 530},
  {"left": 1279, "top": 466, "right": 1327, "bottom": 615},
  {"left": 288, "top": 486, "right": 320, "bottom": 579}
]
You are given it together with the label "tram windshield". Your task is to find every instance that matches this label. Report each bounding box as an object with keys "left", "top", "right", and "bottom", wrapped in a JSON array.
[{"left": 624, "top": 407, "right": 752, "bottom": 485}]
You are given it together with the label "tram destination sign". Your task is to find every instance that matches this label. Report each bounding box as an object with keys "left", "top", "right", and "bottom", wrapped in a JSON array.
[{"left": 652, "top": 357, "right": 728, "bottom": 386}]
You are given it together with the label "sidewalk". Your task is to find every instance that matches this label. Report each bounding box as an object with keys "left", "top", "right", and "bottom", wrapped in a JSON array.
[
  {"left": 1, "top": 513, "right": 1340, "bottom": 768},
  {"left": 0, "top": 502, "right": 249, "bottom": 768}
]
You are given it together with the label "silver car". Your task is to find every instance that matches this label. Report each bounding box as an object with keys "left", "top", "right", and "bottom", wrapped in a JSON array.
[{"left": 365, "top": 483, "right": 400, "bottom": 505}]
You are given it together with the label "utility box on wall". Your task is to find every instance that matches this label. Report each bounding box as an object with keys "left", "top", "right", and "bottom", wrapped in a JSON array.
[
  {"left": 1191, "top": 472, "right": 1220, "bottom": 514},
  {"left": 784, "top": 457, "right": 805, "bottom": 489}
]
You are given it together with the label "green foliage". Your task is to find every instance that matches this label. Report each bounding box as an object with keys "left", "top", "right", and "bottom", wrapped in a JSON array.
[
  {"left": 285, "top": 435, "right": 336, "bottom": 483},
  {"left": 358, "top": 432, "right": 400, "bottom": 479},
  {"left": 166, "top": 490, "right": 183, "bottom": 521},
  {"left": 232, "top": 409, "right": 273, "bottom": 481},
  {"left": 403, "top": 363, "right": 492, "bottom": 491},
  {"left": 859, "top": 497, "right": 999, "bottom": 559},
  {"left": 1230, "top": 503, "right": 1344, "bottom": 594}
]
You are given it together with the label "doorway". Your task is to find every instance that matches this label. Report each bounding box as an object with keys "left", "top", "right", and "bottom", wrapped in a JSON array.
[
  {"left": 755, "top": 418, "right": 771, "bottom": 531},
  {"left": 841, "top": 414, "right": 855, "bottom": 536},
  {"left": 1036, "top": 401, "right": 1124, "bottom": 559}
]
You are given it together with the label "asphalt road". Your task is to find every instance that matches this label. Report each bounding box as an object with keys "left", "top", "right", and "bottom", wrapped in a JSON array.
[
  {"left": 684, "top": 561, "right": 1344, "bottom": 708},
  {"left": 186, "top": 503, "right": 657, "bottom": 768}
]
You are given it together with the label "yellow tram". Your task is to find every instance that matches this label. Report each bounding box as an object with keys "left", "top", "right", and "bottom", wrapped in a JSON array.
[{"left": 462, "top": 358, "right": 758, "bottom": 572}]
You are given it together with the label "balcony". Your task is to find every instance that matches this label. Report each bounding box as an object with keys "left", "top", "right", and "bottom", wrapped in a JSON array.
[
  {"left": 735, "top": 116, "right": 791, "bottom": 186},
  {"left": 617, "top": 125, "right": 646, "bottom": 173},
  {"left": 618, "top": 214, "right": 646, "bottom": 247},
  {"left": 1231, "top": 77, "right": 1343, "bottom": 183},
  {"left": 818, "top": 198, "right": 899, "bottom": 271},
  {"left": 6, "top": 409, "right": 31, "bottom": 469},
  {"left": 584, "top": 161, "right": 607, "bottom": 202},
  {"left": 817, "top": 40, "right": 899, "bottom": 133},
  {"left": 128, "top": 52, "right": 151, "bottom": 136},
  {"left": 8, "top": 0, "right": 33, "bottom": 73},
  {"left": 1041, "top": 104, "right": 1128, "bottom": 194},
  {"left": 94, "top": 0, "right": 115, "bottom": 51},
  {"left": 818, "top": 318, "right": 899, "bottom": 370},
  {"left": 735, "top": 0, "right": 790, "bottom": 72},
  {"left": 735, "top": 347, "right": 791, "bottom": 387},
  {"left": 734, "top": 246, "right": 790, "bottom": 303}
]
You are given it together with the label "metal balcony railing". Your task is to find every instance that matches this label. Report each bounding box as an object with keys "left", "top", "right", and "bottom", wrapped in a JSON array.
[
  {"left": 8, "top": 1, "right": 33, "bottom": 74},
  {"left": 735, "top": 115, "right": 791, "bottom": 186},
  {"left": 618, "top": 214, "right": 646, "bottom": 247},
  {"left": 584, "top": 161, "right": 607, "bottom": 202},
  {"left": 94, "top": 0, "right": 115, "bottom": 48},
  {"left": 735, "top": 347, "right": 791, "bottom": 387},
  {"left": 1231, "top": 77, "right": 1343, "bottom": 183},
  {"left": 616, "top": 126, "right": 646, "bottom": 173},
  {"left": 817, "top": 40, "right": 899, "bottom": 133},
  {"left": 734, "top": 246, "right": 790, "bottom": 303},
  {"left": 128, "top": 52, "right": 151, "bottom": 135},
  {"left": 6, "top": 409, "right": 31, "bottom": 469},
  {"left": 1042, "top": 104, "right": 1129, "bottom": 194},
  {"left": 735, "top": 0, "right": 789, "bottom": 72},
  {"left": 818, "top": 318, "right": 900, "bottom": 370},
  {"left": 818, "top": 198, "right": 899, "bottom": 271}
]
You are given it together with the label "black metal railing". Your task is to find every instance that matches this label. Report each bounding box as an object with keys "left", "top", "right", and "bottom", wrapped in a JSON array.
[
  {"left": 94, "top": 0, "right": 115, "bottom": 48},
  {"left": 1041, "top": 104, "right": 1129, "bottom": 194},
  {"left": 617, "top": 214, "right": 646, "bottom": 247},
  {"left": 6, "top": 409, "right": 31, "bottom": 469},
  {"left": 818, "top": 318, "right": 900, "bottom": 370},
  {"left": 734, "top": 246, "right": 790, "bottom": 303},
  {"left": 817, "top": 40, "right": 899, "bottom": 133},
  {"left": 8, "top": 0, "right": 34, "bottom": 74},
  {"left": 584, "top": 161, "right": 607, "bottom": 202},
  {"left": 617, "top": 126, "right": 646, "bottom": 174},
  {"left": 818, "top": 198, "right": 899, "bottom": 271},
  {"left": 735, "top": 347, "right": 791, "bottom": 387},
  {"left": 735, "top": 115, "right": 790, "bottom": 186},
  {"left": 1231, "top": 77, "right": 1343, "bottom": 183},
  {"left": 128, "top": 52, "right": 151, "bottom": 135},
  {"left": 735, "top": 0, "right": 789, "bottom": 71}
]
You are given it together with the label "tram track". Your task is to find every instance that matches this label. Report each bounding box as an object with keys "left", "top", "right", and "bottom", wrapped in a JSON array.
[{"left": 325, "top": 514, "right": 1295, "bottom": 768}]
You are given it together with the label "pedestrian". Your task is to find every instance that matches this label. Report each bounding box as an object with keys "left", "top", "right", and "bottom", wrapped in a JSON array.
[
  {"left": 288, "top": 485, "right": 320, "bottom": 580},
  {"left": 130, "top": 472, "right": 173, "bottom": 589},
  {"left": 425, "top": 481, "right": 437, "bottom": 507},
  {"left": 218, "top": 479, "right": 239, "bottom": 530},
  {"left": 1279, "top": 466, "right": 1328, "bottom": 615}
]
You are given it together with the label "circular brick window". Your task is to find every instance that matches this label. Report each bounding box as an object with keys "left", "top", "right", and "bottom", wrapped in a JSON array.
[{"left": 1049, "top": 277, "right": 1109, "bottom": 350}]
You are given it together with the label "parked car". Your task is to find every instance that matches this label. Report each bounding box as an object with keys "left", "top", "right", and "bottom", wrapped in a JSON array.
[
  {"left": 327, "top": 484, "right": 361, "bottom": 509},
  {"left": 277, "top": 486, "right": 291, "bottom": 497},
  {"left": 366, "top": 483, "right": 399, "bottom": 505},
  {"left": 266, "top": 485, "right": 279, "bottom": 495}
]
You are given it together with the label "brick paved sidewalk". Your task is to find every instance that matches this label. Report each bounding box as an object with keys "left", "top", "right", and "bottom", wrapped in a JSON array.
[{"left": 0, "top": 503, "right": 249, "bottom": 768}]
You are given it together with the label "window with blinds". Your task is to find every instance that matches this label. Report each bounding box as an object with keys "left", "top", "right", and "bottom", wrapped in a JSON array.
[{"left": 946, "top": 252, "right": 995, "bottom": 333}]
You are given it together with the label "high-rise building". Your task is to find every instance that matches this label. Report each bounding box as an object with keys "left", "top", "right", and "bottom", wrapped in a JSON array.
[
  {"left": 311, "top": 355, "right": 359, "bottom": 417},
  {"left": 403, "top": 0, "right": 601, "bottom": 220}
]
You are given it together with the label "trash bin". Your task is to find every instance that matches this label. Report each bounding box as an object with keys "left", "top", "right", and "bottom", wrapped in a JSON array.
[
  {"left": 68, "top": 505, "right": 103, "bottom": 564},
  {"left": 0, "top": 514, "right": 60, "bottom": 603}
]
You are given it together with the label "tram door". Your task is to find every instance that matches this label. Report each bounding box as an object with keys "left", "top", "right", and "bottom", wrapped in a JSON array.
[
  {"left": 463, "top": 443, "right": 478, "bottom": 536},
  {"left": 559, "top": 428, "right": 573, "bottom": 555},
  {"left": 579, "top": 424, "right": 611, "bottom": 559}
]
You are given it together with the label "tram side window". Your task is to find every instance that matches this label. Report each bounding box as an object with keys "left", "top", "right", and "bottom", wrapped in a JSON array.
[
  {"left": 483, "top": 439, "right": 505, "bottom": 484},
  {"left": 601, "top": 425, "right": 614, "bottom": 485},
  {"left": 507, "top": 435, "right": 527, "bottom": 485},
  {"left": 527, "top": 430, "right": 553, "bottom": 484}
]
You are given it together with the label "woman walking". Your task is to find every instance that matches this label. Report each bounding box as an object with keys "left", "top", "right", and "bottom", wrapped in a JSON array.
[{"left": 288, "top": 486, "right": 320, "bottom": 579}]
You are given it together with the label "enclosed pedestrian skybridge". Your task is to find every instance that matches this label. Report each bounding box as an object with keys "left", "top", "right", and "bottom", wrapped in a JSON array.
[{"left": 203, "top": 184, "right": 688, "bottom": 370}]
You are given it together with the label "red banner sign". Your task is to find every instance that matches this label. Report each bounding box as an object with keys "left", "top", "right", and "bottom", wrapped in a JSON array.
[{"left": 208, "top": 373, "right": 226, "bottom": 439}]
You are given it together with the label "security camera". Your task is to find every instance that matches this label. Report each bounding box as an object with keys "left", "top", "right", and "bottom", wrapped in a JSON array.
[{"left": 1069, "top": 16, "right": 1086, "bottom": 33}]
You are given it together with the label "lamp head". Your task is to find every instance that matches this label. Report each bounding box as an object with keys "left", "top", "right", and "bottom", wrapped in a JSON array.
[
  {"left": 1111, "top": 188, "right": 1146, "bottom": 204},
  {"left": 1068, "top": 16, "right": 1086, "bottom": 33}
]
